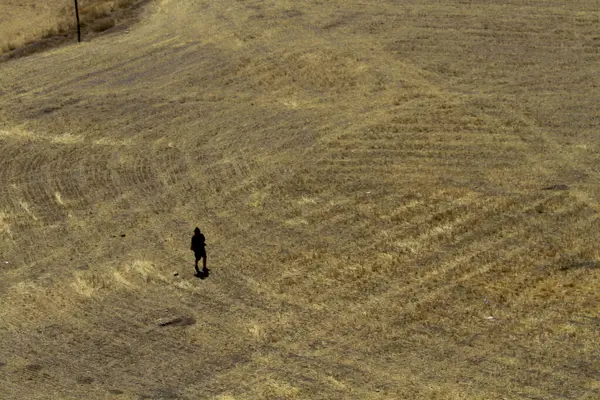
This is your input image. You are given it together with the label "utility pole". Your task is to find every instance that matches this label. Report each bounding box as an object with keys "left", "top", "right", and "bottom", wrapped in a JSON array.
[{"left": 74, "top": 0, "right": 81, "bottom": 42}]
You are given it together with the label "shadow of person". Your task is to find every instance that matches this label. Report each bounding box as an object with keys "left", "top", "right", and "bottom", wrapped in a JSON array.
[{"left": 195, "top": 267, "right": 210, "bottom": 280}]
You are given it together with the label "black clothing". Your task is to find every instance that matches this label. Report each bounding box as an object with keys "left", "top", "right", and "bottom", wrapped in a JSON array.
[
  {"left": 195, "top": 249, "right": 206, "bottom": 260},
  {"left": 191, "top": 231, "right": 207, "bottom": 275},
  {"left": 191, "top": 233, "right": 206, "bottom": 253}
]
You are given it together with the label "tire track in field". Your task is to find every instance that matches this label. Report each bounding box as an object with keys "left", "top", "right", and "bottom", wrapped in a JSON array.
[
  {"left": 0, "top": 126, "right": 184, "bottom": 274},
  {"left": 0, "top": 265, "right": 247, "bottom": 397},
  {"left": 356, "top": 189, "right": 600, "bottom": 332},
  {"left": 326, "top": 91, "right": 536, "bottom": 180},
  {"left": 52, "top": 146, "right": 90, "bottom": 208},
  {"left": 152, "top": 141, "right": 189, "bottom": 188},
  {"left": 378, "top": 193, "right": 522, "bottom": 263},
  {"left": 302, "top": 71, "right": 600, "bottom": 327}
]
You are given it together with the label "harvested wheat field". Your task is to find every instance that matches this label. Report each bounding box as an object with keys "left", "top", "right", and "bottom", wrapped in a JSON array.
[{"left": 1, "top": 0, "right": 599, "bottom": 399}]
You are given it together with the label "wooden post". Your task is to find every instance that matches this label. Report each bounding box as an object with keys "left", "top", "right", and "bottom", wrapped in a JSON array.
[{"left": 74, "top": 0, "right": 81, "bottom": 42}]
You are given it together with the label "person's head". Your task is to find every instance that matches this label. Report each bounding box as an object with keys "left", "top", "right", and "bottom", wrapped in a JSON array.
[{"left": 194, "top": 227, "right": 201, "bottom": 235}]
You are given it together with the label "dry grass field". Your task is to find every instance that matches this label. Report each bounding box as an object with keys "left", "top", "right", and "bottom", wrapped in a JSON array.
[
  {"left": 1, "top": 0, "right": 599, "bottom": 398},
  {"left": 0, "top": 0, "right": 145, "bottom": 56}
]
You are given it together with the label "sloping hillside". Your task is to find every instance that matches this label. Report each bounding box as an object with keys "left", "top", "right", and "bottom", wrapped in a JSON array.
[
  {"left": 0, "top": 0, "right": 147, "bottom": 56},
  {"left": 1, "top": 0, "right": 599, "bottom": 399}
]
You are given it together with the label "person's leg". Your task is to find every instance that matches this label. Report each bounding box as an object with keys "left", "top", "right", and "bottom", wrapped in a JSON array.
[
  {"left": 195, "top": 254, "right": 201, "bottom": 274},
  {"left": 202, "top": 254, "right": 207, "bottom": 271}
]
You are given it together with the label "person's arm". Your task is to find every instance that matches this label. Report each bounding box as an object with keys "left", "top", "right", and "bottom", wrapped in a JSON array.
[{"left": 191, "top": 238, "right": 194, "bottom": 251}]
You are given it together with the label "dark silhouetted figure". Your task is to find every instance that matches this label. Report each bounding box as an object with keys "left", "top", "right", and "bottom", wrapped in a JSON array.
[{"left": 191, "top": 227, "right": 208, "bottom": 276}]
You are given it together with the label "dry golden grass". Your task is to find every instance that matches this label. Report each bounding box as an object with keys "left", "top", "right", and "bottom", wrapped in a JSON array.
[
  {"left": 1, "top": 0, "right": 599, "bottom": 399},
  {"left": 0, "top": 0, "right": 142, "bottom": 56}
]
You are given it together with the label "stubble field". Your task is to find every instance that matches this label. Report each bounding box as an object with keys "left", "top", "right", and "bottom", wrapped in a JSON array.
[{"left": 1, "top": 0, "right": 599, "bottom": 399}]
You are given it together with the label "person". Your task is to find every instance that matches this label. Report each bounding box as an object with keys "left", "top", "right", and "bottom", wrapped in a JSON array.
[{"left": 191, "top": 227, "right": 207, "bottom": 275}]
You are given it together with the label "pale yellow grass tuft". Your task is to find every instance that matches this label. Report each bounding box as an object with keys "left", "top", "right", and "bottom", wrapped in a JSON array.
[
  {"left": 248, "top": 190, "right": 267, "bottom": 207},
  {"left": 0, "top": 128, "right": 34, "bottom": 140},
  {"left": 54, "top": 191, "right": 65, "bottom": 205},
  {"left": 0, "top": 212, "right": 12, "bottom": 237},
  {"left": 112, "top": 270, "right": 134, "bottom": 287},
  {"left": 51, "top": 133, "right": 84, "bottom": 145},
  {"left": 70, "top": 260, "right": 165, "bottom": 297},
  {"left": 94, "top": 137, "right": 133, "bottom": 146},
  {"left": 297, "top": 196, "right": 317, "bottom": 205},
  {"left": 284, "top": 217, "right": 309, "bottom": 226},
  {"left": 247, "top": 321, "right": 267, "bottom": 341},
  {"left": 72, "top": 274, "right": 98, "bottom": 297},
  {"left": 262, "top": 379, "right": 301, "bottom": 398},
  {"left": 18, "top": 201, "right": 38, "bottom": 221},
  {"left": 124, "top": 260, "right": 165, "bottom": 283}
]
